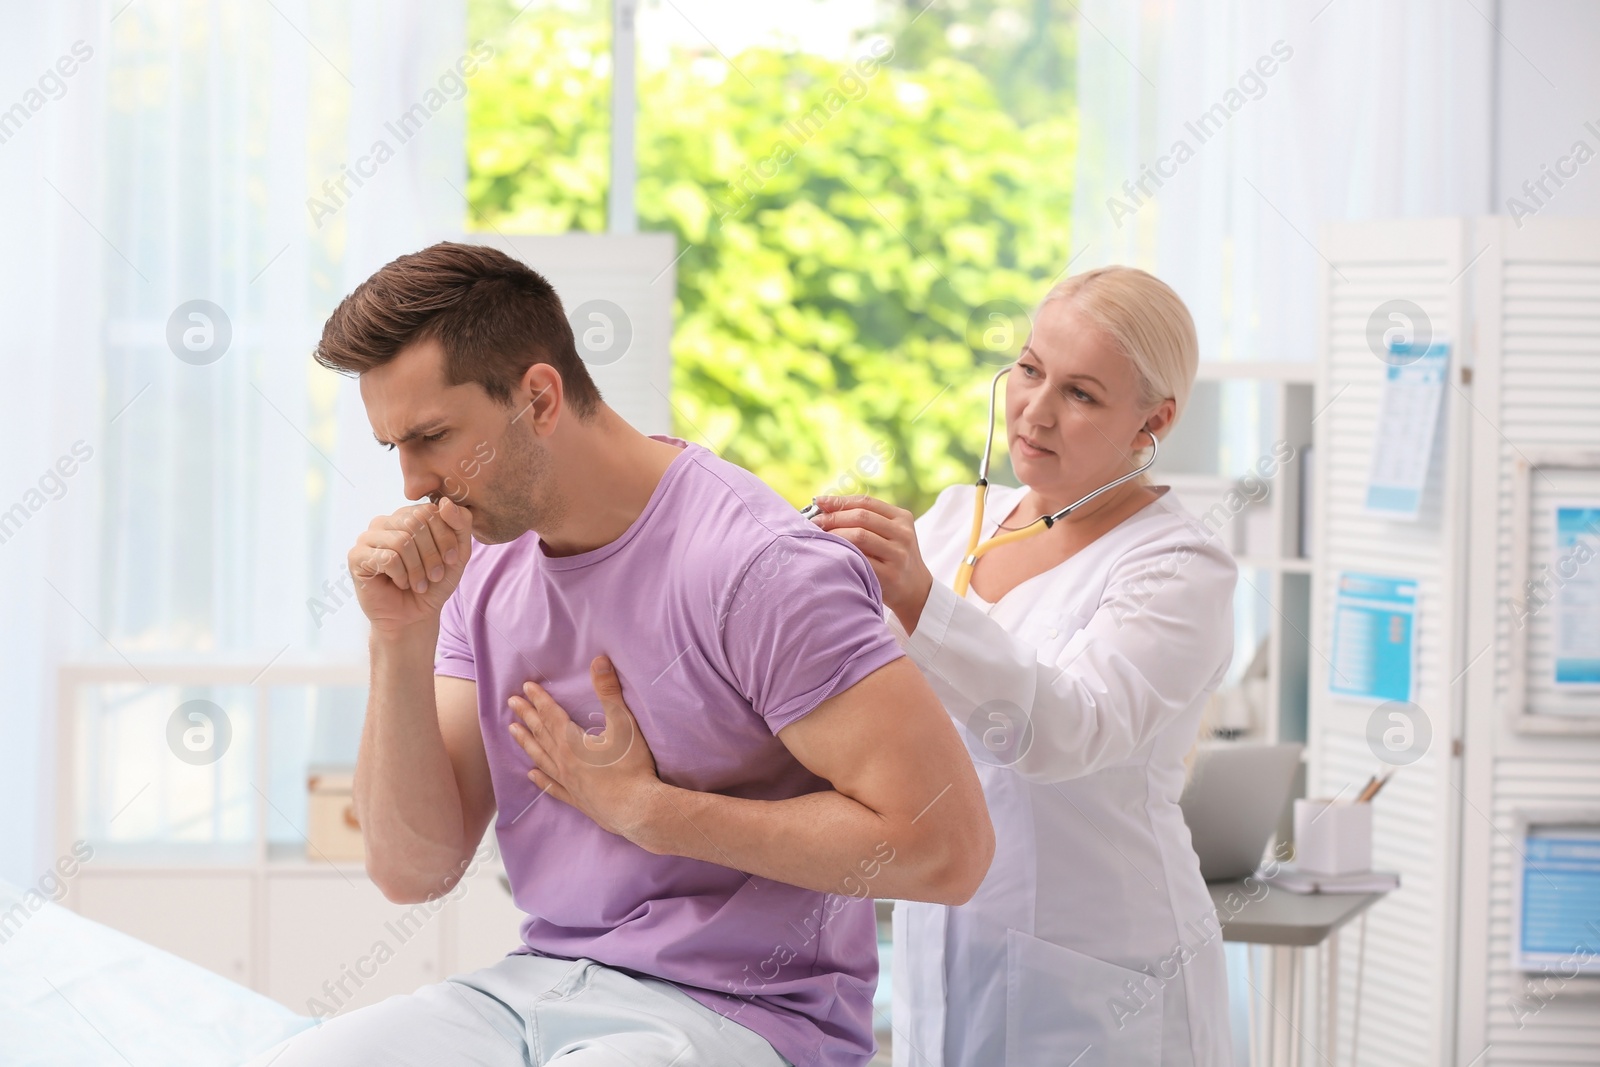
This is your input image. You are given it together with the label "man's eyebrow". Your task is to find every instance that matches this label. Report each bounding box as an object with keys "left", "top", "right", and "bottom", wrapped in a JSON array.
[{"left": 373, "top": 419, "right": 447, "bottom": 446}]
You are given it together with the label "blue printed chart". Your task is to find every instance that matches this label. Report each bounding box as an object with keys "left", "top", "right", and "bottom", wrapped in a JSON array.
[
  {"left": 1518, "top": 826, "right": 1600, "bottom": 972},
  {"left": 1553, "top": 504, "right": 1600, "bottom": 688},
  {"left": 1329, "top": 572, "right": 1417, "bottom": 703}
]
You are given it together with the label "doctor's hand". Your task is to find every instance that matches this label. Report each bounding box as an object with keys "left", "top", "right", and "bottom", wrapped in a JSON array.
[
  {"left": 506, "top": 656, "right": 664, "bottom": 845},
  {"left": 808, "top": 495, "right": 935, "bottom": 634}
]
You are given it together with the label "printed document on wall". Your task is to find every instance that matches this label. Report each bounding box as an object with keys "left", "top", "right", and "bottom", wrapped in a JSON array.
[
  {"left": 1553, "top": 503, "right": 1600, "bottom": 688},
  {"left": 1329, "top": 572, "right": 1417, "bottom": 703},
  {"left": 1364, "top": 341, "right": 1450, "bottom": 521},
  {"left": 1514, "top": 823, "right": 1600, "bottom": 973}
]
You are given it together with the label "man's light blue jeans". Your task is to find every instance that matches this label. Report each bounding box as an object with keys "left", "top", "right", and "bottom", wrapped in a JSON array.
[{"left": 247, "top": 953, "right": 794, "bottom": 1066}]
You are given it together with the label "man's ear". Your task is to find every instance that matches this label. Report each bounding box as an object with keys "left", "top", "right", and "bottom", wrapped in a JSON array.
[{"left": 517, "top": 362, "right": 564, "bottom": 433}]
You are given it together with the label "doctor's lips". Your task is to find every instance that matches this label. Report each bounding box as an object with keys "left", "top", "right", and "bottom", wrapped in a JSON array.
[{"left": 1016, "top": 433, "right": 1055, "bottom": 455}]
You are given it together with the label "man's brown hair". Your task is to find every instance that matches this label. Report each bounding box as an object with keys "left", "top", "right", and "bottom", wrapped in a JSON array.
[{"left": 314, "top": 241, "right": 602, "bottom": 417}]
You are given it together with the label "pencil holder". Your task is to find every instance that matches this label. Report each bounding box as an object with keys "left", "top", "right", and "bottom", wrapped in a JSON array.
[{"left": 1293, "top": 798, "right": 1373, "bottom": 875}]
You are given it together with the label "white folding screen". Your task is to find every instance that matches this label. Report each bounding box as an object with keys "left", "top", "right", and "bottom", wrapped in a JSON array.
[
  {"left": 1310, "top": 218, "right": 1475, "bottom": 1067},
  {"left": 1312, "top": 216, "right": 1600, "bottom": 1066},
  {"left": 1458, "top": 217, "right": 1600, "bottom": 1066}
]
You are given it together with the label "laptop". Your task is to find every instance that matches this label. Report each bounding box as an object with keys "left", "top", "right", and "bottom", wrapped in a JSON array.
[{"left": 1180, "top": 741, "right": 1303, "bottom": 882}]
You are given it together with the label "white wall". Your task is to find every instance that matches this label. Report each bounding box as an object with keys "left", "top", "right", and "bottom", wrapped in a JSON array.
[{"left": 1494, "top": 0, "right": 1600, "bottom": 218}]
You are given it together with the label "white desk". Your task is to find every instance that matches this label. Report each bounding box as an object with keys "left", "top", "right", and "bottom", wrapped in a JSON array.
[{"left": 1209, "top": 880, "right": 1391, "bottom": 1067}]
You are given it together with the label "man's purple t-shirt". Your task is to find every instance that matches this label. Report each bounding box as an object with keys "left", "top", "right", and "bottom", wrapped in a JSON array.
[{"left": 434, "top": 435, "right": 905, "bottom": 1067}]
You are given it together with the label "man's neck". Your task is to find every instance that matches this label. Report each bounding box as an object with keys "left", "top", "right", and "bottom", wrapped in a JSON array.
[{"left": 538, "top": 407, "right": 685, "bottom": 557}]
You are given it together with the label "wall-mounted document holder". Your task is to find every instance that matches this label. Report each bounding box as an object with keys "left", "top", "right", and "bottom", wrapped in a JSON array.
[
  {"left": 1507, "top": 451, "right": 1600, "bottom": 734},
  {"left": 1510, "top": 808, "right": 1600, "bottom": 983}
]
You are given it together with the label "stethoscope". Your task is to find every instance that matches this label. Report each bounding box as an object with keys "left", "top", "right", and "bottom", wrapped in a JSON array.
[{"left": 802, "top": 363, "right": 1159, "bottom": 597}]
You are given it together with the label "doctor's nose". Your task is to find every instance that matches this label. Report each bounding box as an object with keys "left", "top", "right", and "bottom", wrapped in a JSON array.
[{"left": 1017, "top": 388, "right": 1058, "bottom": 429}]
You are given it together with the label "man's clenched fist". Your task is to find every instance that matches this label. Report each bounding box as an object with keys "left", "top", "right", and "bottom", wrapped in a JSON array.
[{"left": 349, "top": 497, "right": 474, "bottom": 635}]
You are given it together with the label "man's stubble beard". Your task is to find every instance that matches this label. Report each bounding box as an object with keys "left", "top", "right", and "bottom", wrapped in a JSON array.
[{"left": 471, "top": 418, "right": 564, "bottom": 545}]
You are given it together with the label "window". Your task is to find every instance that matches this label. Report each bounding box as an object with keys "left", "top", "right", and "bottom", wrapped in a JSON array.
[{"left": 467, "top": 0, "right": 1079, "bottom": 513}]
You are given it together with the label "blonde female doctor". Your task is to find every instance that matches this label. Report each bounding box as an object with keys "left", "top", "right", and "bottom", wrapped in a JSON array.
[{"left": 809, "top": 267, "right": 1236, "bottom": 1066}]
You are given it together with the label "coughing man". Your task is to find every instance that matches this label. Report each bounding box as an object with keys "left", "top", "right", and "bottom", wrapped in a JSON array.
[{"left": 253, "top": 242, "right": 994, "bottom": 1067}]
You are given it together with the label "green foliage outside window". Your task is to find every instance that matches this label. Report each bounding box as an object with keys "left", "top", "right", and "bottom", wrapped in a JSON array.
[{"left": 467, "top": 1, "right": 1076, "bottom": 515}]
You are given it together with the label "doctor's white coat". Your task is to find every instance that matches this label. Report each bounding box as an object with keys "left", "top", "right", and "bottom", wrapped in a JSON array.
[{"left": 886, "top": 482, "right": 1237, "bottom": 1067}]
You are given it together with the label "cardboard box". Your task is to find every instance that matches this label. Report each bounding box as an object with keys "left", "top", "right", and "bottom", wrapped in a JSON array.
[{"left": 306, "top": 768, "right": 364, "bottom": 862}]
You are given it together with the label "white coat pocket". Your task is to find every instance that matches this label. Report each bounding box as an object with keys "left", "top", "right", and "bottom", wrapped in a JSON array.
[{"left": 1004, "top": 928, "right": 1164, "bottom": 1067}]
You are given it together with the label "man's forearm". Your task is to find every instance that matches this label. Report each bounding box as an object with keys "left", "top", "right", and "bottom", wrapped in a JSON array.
[
  {"left": 355, "top": 627, "right": 468, "bottom": 896},
  {"left": 630, "top": 781, "right": 976, "bottom": 904}
]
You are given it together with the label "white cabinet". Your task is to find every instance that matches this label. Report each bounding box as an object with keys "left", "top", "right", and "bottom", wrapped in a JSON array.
[
  {"left": 263, "top": 874, "right": 444, "bottom": 1016},
  {"left": 61, "top": 859, "right": 526, "bottom": 1021},
  {"left": 56, "top": 664, "right": 527, "bottom": 1020},
  {"left": 449, "top": 865, "right": 528, "bottom": 975},
  {"left": 70, "top": 871, "right": 253, "bottom": 984}
]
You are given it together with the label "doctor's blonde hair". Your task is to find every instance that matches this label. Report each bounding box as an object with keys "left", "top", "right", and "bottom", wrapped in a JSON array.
[{"left": 1036, "top": 265, "right": 1199, "bottom": 443}]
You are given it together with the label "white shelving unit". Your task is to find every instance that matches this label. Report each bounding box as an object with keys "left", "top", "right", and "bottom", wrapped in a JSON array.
[
  {"left": 55, "top": 663, "right": 526, "bottom": 1018},
  {"left": 1152, "top": 359, "right": 1318, "bottom": 749}
]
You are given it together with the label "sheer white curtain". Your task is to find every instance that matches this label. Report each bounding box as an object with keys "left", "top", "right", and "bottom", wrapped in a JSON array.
[
  {"left": 1070, "top": 0, "right": 1496, "bottom": 363},
  {"left": 0, "top": 0, "right": 468, "bottom": 885},
  {"left": 0, "top": 1, "right": 107, "bottom": 888}
]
